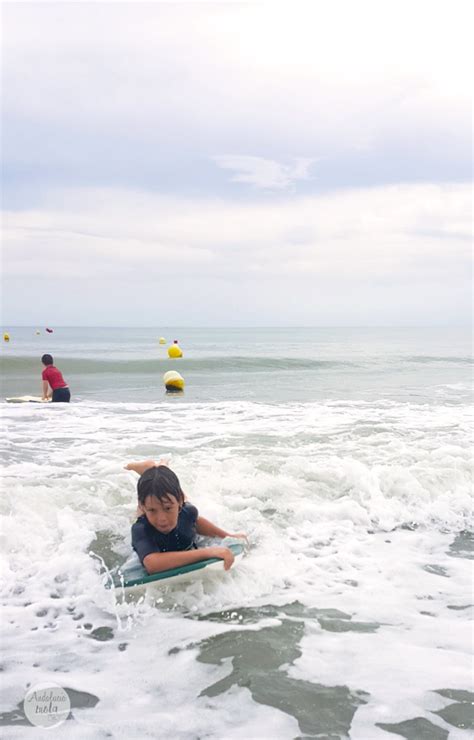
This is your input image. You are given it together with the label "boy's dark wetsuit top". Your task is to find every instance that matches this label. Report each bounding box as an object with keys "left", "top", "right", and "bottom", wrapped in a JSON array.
[{"left": 131, "top": 503, "right": 198, "bottom": 564}]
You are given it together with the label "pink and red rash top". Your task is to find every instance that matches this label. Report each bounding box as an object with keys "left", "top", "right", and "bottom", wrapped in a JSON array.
[{"left": 42, "top": 365, "right": 68, "bottom": 390}]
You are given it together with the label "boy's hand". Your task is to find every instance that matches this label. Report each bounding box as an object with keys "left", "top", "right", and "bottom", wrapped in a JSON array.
[
  {"left": 208, "top": 546, "right": 235, "bottom": 570},
  {"left": 226, "top": 532, "right": 249, "bottom": 544},
  {"left": 125, "top": 460, "right": 162, "bottom": 475}
]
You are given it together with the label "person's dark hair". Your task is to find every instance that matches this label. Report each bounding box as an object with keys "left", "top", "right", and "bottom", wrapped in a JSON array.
[
  {"left": 137, "top": 466, "right": 185, "bottom": 506},
  {"left": 41, "top": 354, "right": 54, "bottom": 366}
]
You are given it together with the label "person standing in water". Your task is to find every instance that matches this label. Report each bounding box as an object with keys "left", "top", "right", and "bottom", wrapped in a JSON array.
[{"left": 41, "top": 354, "right": 71, "bottom": 402}]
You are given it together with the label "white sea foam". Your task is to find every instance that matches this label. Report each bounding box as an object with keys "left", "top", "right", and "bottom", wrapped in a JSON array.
[{"left": 1, "top": 399, "right": 472, "bottom": 737}]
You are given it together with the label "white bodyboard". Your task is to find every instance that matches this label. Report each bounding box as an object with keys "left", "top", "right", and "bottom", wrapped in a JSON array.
[{"left": 5, "top": 396, "right": 50, "bottom": 403}]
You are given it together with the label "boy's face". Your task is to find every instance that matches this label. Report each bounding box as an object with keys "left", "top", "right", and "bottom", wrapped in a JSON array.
[{"left": 141, "top": 494, "right": 180, "bottom": 533}]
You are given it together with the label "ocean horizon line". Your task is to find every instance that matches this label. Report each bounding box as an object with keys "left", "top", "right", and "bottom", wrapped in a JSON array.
[{"left": 2, "top": 324, "right": 471, "bottom": 330}]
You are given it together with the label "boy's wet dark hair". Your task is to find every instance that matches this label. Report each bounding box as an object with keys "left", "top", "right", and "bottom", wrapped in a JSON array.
[
  {"left": 41, "top": 354, "right": 54, "bottom": 365},
  {"left": 137, "top": 466, "right": 185, "bottom": 506}
]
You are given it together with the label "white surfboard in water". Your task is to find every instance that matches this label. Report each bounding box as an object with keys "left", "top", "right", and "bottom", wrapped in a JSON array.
[{"left": 5, "top": 396, "right": 50, "bottom": 403}]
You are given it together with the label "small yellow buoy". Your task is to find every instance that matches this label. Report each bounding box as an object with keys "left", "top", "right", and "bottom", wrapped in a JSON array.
[
  {"left": 35, "top": 330, "right": 41, "bottom": 335},
  {"left": 159, "top": 337, "right": 166, "bottom": 345},
  {"left": 163, "top": 370, "right": 185, "bottom": 392},
  {"left": 168, "top": 340, "right": 183, "bottom": 358},
  {"left": 3, "top": 332, "right": 10, "bottom": 342}
]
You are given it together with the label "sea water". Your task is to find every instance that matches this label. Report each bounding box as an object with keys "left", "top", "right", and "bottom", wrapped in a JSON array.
[{"left": 0, "top": 327, "right": 472, "bottom": 738}]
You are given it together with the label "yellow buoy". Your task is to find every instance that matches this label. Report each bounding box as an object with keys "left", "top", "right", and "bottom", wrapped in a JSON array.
[
  {"left": 168, "top": 340, "right": 183, "bottom": 358},
  {"left": 163, "top": 370, "right": 185, "bottom": 392},
  {"left": 3, "top": 332, "right": 10, "bottom": 342},
  {"left": 35, "top": 330, "right": 41, "bottom": 335},
  {"left": 159, "top": 337, "right": 166, "bottom": 345}
]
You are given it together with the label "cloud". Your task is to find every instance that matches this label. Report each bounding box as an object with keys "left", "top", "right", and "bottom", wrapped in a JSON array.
[
  {"left": 2, "top": 2, "right": 471, "bottom": 201},
  {"left": 2, "top": 182, "right": 471, "bottom": 325},
  {"left": 1, "top": 3, "right": 472, "bottom": 326},
  {"left": 213, "top": 156, "right": 316, "bottom": 191},
  {"left": 4, "top": 183, "right": 470, "bottom": 275}
]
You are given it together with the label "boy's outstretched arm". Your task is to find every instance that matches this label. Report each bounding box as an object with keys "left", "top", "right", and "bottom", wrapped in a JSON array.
[
  {"left": 143, "top": 546, "right": 235, "bottom": 574},
  {"left": 125, "top": 459, "right": 188, "bottom": 502},
  {"left": 196, "top": 516, "right": 247, "bottom": 541},
  {"left": 125, "top": 459, "right": 168, "bottom": 476}
]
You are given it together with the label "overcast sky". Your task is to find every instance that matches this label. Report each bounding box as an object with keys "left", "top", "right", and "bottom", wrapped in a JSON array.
[{"left": 2, "top": 0, "right": 472, "bottom": 326}]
